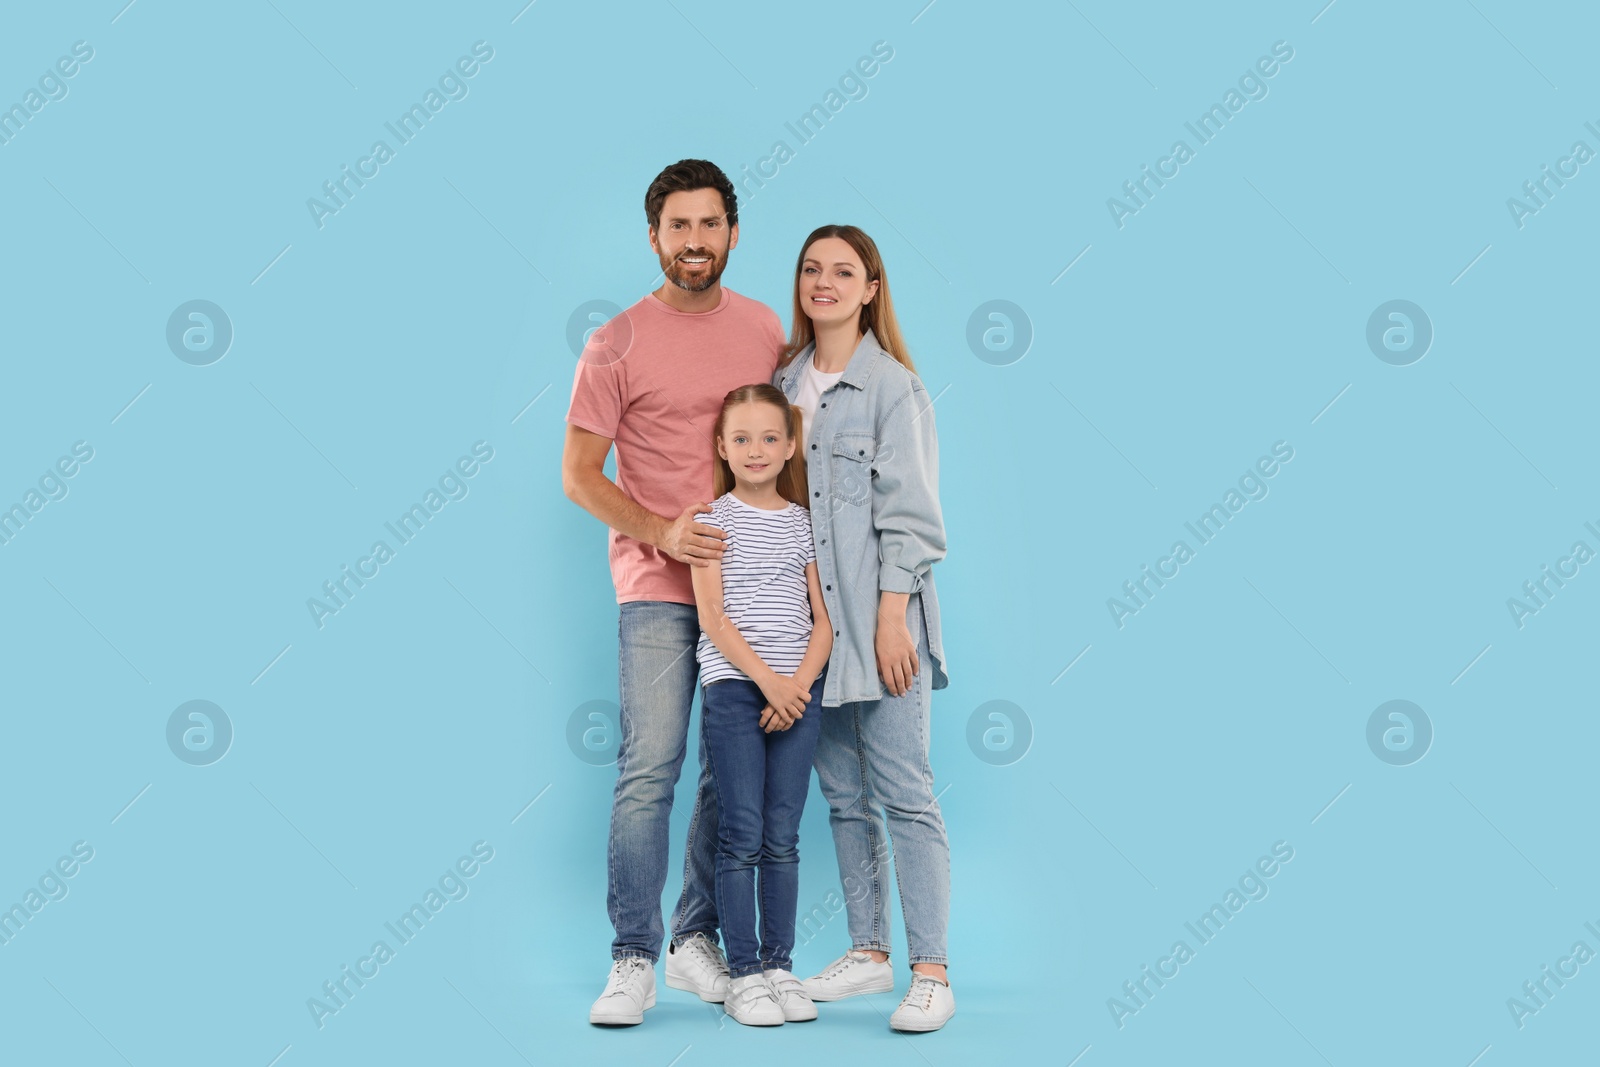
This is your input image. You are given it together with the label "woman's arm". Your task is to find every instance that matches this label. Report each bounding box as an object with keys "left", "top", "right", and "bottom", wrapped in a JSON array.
[
  {"left": 871, "top": 382, "right": 946, "bottom": 593},
  {"left": 870, "top": 381, "right": 944, "bottom": 694}
]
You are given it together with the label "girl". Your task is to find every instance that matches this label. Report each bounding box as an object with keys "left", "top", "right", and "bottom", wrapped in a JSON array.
[
  {"left": 691, "top": 383, "right": 834, "bottom": 1026},
  {"left": 772, "top": 225, "right": 956, "bottom": 1032}
]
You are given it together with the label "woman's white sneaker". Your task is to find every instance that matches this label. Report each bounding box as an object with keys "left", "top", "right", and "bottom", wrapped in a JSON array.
[
  {"left": 889, "top": 974, "right": 955, "bottom": 1032},
  {"left": 664, "top": 932, "right": 730, "bottom": 1003},
  {"left": 762, "top": 968, "right": 818, "bottom": 1021},
  {"left": 800, "top": 950, "right": 895, "bottom": 1001},
  {"left": 724, "top": 973, "right": 785, "bottom": 1026},
  {"left": 589, "top": 958, "right": 656, "bottom": 1026}
]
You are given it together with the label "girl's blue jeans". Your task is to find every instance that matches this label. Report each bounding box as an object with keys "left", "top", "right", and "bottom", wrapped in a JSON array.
[{"left": 699, "top": 667, "right": 826, "bottom": 978}]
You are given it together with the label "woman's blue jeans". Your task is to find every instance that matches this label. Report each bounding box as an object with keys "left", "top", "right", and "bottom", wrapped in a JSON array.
[{"left": 812, "top": 594, "right": 950, "bottom": 964}]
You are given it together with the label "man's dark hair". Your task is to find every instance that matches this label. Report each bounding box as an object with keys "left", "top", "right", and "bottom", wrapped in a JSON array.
[{"left": 644, "top": 159, "right": 738, "bottom": 231}]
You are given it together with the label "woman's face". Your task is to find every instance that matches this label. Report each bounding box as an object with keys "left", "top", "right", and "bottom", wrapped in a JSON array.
[{"left": 798, "top": 236, "right": 879, "bottom": 329}]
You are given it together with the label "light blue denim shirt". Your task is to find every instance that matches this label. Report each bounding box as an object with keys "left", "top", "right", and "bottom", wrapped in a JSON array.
[{"left": 773, "top": 328, "right": 949, "bottom": 707}]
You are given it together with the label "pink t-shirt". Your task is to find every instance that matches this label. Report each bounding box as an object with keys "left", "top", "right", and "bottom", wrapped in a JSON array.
[{"left": 566, "top": 287, "right": 785, "bottom": 606}]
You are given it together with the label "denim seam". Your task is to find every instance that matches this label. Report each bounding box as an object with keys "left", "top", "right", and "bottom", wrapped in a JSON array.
[
  {"left": 670, "top": 728, "right": 705, "bottom": 944},
  {"left": 852, "top": 702, "right": 885, "bottom": 950},
  {"left": 915, "top": 609, "right": 952, "bottom": 963},
  {"left": 904, "top": 608, "right": 950, "bottom": 964},
  {"left": 889, "top": 655, "right": 928, "bottom": 966},
  {"left": 700, "top": 703, "right": 723, "bottom": 959},
  {"left": 606, "top": 609, "right": 631, "bottom": 954},
  {"left": 883, "top": 604, "right": 949, "bottom": 965}
]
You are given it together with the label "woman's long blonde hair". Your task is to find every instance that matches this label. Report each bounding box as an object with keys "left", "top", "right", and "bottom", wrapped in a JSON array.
[
  {"left": 776, "top": 224, "right": 916, "bottom": 376},
  {"left": 710, "top": 384, "right": 811, "bottom": 507}
]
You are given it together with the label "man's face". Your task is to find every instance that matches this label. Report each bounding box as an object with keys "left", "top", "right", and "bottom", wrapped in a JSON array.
[{"left": 650, "top": 188, "right": 738, "bottom": 292}]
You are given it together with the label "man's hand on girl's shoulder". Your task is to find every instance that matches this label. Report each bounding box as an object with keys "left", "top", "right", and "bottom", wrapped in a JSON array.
[{"left": 659, "top": 501, "right": 728, "bottom": 566}]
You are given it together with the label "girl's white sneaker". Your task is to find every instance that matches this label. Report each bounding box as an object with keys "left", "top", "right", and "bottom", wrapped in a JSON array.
[
  {"left": 801, "top": 950, "right": 895, "bottom": 1001},
  {"left": 762, "top": 968, "right": 818, "bottom": 1021},
  {"left": 725, "top": 973, "right": 785, "bottom": 1026},
  {"left": 889, "top": 974, "right": 955, "bottom": 1032}
]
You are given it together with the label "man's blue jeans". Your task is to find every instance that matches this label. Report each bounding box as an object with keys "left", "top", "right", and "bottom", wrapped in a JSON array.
[
  {"left": 699, "top": 670, "right": 826, "bottom": 978},
  {"left": 608, "top": 601, "right": 719, "bottom": 961}
]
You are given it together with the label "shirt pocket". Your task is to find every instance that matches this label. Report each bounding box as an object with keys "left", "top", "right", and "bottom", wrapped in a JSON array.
[{"left": 829, "top": 432, "right": 876, "bottom": 514}]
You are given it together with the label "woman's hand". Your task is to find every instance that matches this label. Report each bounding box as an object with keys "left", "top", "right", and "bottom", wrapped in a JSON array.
[{"left": 875, "top": 608, "right": 920, "bottom": 697}]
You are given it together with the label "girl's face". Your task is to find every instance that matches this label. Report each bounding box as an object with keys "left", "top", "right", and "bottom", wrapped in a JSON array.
[
  {"left": 717, "top": 401, "right": 795, "bottom": 491},
  {"left": 798, "top": 236, "right": 879, "bottom": 330}
]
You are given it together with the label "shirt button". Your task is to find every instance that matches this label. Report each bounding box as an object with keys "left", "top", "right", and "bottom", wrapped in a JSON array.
[
  {"left": 811, "top": 444, "right": 817, "bottom": 449},
  {"left": 813, "top": 491, "right": 819, "bottom": 497},
  {"left": 834, "top": 630, "right": 840, "bottom": 636},
  {"left": 825, "top": 584, "right": 831, "bottom": 590}
]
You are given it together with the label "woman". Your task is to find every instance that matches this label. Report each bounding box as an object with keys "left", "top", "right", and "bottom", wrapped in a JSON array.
[{"left": 770, "top": 224, "right": 954, "bottom": 1032}]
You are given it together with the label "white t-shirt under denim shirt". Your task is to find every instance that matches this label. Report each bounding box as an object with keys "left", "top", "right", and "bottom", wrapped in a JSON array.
[
  {"left": 794, "top": 361, "right": 844, "bottom": 435},
  {"left": 694, "top": 492, "right": 816, "bottom": 686}
]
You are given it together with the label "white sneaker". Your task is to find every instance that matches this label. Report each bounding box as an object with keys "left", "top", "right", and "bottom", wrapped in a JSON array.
[
  {"left": 801, "top": 950, "right": 895, "bottom": 1001},
  {"left": 724, "top": 973, "right": 785, "bottom": 1026},
  {"left": 763, "top": 968, "right": 818, "bottom": 1022},
  {"left": 589, "top": 958, "right": 655, "bottom": 1026},
  {"left": 889, "top": 973, "right": 955, "bottom": 1032},
  {"left": 664, "top": 932, "right": 730, "bottom": 1003}
]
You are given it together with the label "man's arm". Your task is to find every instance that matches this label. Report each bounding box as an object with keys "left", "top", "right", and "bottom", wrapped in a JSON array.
[
  {"left": 562, "top": 423, "right": 666, "bottom": 546},
  {"left": 561, "top": 423, "right": 728, "bottom": 565}
]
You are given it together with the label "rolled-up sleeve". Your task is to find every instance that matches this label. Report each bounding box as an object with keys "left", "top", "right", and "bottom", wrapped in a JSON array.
[{"left": 872, "top": 382, "right": 946, "bottom": 593}]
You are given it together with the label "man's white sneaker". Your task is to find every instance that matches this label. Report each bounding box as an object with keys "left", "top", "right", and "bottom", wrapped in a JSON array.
[
  {"left": 800, "top": 950, "right": 895, "bottom": 1001},
  {"left": 889, "top": 973, "right": 955, "bottom": 1032},
  {"left": 724, "top": 973, "right": 785, "bottom": 1026},
  {"left": 664, "top": 932, "right": 730, "bottom": 1003},
  {"left": 762, "top": 968, "right": 818, "bottom": 1022},
  {"left": 589, "top": 958, "right": 656, "bottom": 1026}
]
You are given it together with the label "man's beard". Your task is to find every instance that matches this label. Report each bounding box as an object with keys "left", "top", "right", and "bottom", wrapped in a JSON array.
[{"left": 661, "top": 246, "right": 728, "bottom": 292}]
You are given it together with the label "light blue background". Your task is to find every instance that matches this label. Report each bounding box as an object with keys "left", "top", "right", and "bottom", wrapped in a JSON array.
[{"left": 2, "top": 1, "right": 1596, "bottom": 1064}]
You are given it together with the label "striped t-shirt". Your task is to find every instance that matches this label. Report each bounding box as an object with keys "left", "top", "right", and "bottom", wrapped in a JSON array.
[{"left": 695, "top": 492, "right": 817, "bottom": 686}]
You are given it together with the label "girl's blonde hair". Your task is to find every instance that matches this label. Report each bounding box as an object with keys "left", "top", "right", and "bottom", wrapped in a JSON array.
[
  {"left": 711, "top": 384, "right": 811, "bottom": 507},
  {"left": 775, "top": 224, "right": 916, "bottom": 375}
]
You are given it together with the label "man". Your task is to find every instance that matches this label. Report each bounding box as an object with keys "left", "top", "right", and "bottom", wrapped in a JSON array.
[{"left": 562, "top": 159, "right": 786, "bottom": 1026}]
